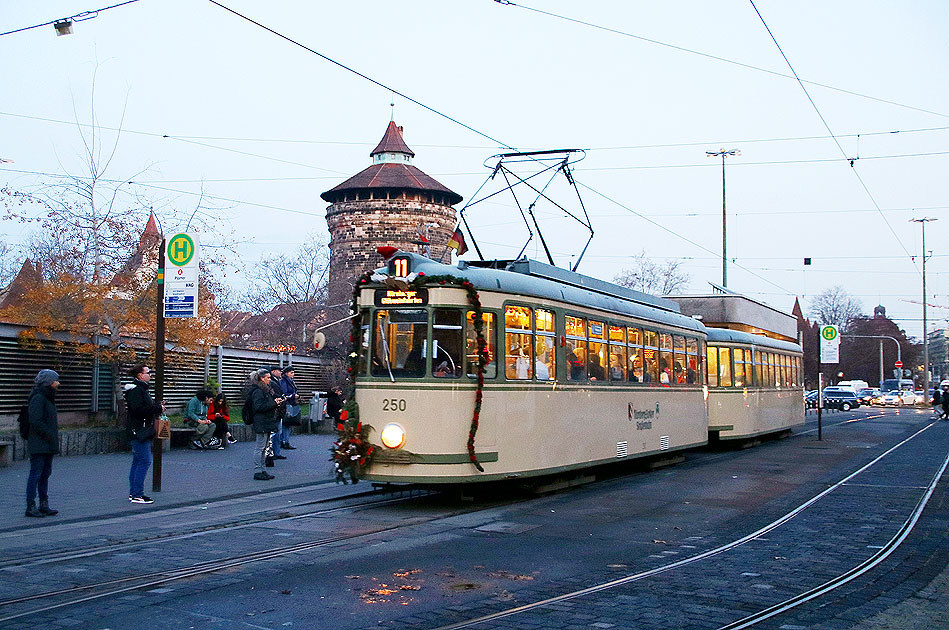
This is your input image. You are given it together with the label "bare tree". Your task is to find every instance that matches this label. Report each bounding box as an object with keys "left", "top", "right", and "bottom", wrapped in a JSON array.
[
  {"left": 614, "top": 249, "right": 691, "bottom": 296},
  {"left": 809, "top": 286, "right": 863, "bottom": 331},
  {"left": 0, "top": 239, "right": 20, "bottom": 286},
  {"left": 242, "top": 234, "right": 331, "bottom": 346}
]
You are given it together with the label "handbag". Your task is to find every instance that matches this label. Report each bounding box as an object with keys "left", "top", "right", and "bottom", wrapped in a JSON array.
[
  {"left": 154, "top": 415, "right": 171, "bottom": 440},
  {"left": 284, "top": 403, "right": 302, "bottom": 427}
]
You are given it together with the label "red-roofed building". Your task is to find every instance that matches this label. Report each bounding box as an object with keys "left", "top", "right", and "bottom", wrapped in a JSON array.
[{"left": 320, "top": 121, "right": 462, "bottom": 346}]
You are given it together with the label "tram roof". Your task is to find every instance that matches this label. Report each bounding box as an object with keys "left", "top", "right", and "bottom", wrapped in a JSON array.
[
  {"left": 373, "top": 253, "right": 705, "bottom": 334},
  {"left": 705, "top": 327, "right": 802, "bottom": 353}
]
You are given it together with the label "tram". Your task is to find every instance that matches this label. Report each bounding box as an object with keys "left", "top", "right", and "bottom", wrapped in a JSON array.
[
  {"left": 349, "top": 250, "right": 802, "bottom": 484},
  {"left": 705, "top": 328, "right": 805, "bottom": 441}
]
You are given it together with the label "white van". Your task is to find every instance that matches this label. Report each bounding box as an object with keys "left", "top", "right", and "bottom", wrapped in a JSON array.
[{"left": 838, "top": 380, "right": 869, "bottom": 391}]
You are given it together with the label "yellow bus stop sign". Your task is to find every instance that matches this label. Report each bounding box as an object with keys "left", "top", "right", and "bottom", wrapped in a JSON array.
[{"left": 167, "top": 233, "right": 196, "bottom": 267}]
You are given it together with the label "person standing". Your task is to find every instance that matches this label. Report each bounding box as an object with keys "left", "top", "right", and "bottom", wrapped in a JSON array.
[
  {"left": 326, "top": 387, "right": 345, "bottom": 425},
  {"left": 941, "top": 384, "right": 949, "bottom": 420},
  {"left": 268, "top": 366, "right": 287, "bottom": 463},
  {"left": 124, "top": 364, "right": 164, "bottom": 505},
  {"left": 25, "top": 369, "right": 61, "bottom": 518},
  {"left": 184, "top": 389, "right": 220, "bottom": 449},
  {"left": 279, "top": 366, "right": 299, "bottom": 450},
  {"left": 251, "top": 368, "right": 283, "bottom": 480}
]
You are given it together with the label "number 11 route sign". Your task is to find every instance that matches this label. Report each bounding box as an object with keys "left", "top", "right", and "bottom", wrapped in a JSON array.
[{"left": 163, "top": 232, "right": 199, "bottom": 318}]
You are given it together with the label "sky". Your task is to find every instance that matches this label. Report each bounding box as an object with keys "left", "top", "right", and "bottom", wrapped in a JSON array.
[{"left": 2, "top": 0, "right": 948, "bottom": 338}]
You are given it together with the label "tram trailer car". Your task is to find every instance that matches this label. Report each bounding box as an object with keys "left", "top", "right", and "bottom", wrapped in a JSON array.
[
  {"left": 354, "top": 252, "right": 803, "bottom": 485},
  {"left": 705, "top": 328, "right": 805, "bottom": 441}
]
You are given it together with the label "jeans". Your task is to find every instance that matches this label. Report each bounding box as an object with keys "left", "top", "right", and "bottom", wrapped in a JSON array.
[
  {"left": 255, "top": 432, "right": 274, "bottom": 470},
  {"left": 26, "top": 454, "right": 53, "bottom": 506},
  {"left": 271, "top": 420, "right": 284, "bottom": 455},
  {"left": 129, "top": 439, "right": 153, "bottom": 497},
  {"left": 277, "top": 424, "right": 291, "bottom": 445}
]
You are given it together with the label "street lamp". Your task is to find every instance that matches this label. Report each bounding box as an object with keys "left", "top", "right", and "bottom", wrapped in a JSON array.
[
  {"left": 706, "top": 148, "right": 740, "bottom": 287},
  {"left": 911, "top": 217, "right": 937, "bottom": 396}
]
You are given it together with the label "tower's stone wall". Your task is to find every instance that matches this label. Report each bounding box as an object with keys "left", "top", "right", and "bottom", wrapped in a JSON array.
[{"left": 325, "top": 194, "right": 458, "bottom": 315}]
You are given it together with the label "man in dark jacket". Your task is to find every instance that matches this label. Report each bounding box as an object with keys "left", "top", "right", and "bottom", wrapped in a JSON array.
[
  {"left": 326, "top": 387, "right": 344, "bottom": 425},
  {"left": 251, "top": 369, "right": 283, "bottom": 480},
  {"left": 124, "top": 364, "right": 165, "bottom": 504},
  {"left": 268, "top": 365, "right": 288, "bottom": 463},
  {"left": 25, "top": 369, "right": 60, "bottom": 518}
]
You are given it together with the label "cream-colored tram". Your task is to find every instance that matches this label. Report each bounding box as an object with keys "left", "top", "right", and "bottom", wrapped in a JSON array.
[
  {"left": 356, "top": 252, "right": 709, "bottom": 484},
  {"left": 705, "top": 328, "right": 804, "bottom": 441}
]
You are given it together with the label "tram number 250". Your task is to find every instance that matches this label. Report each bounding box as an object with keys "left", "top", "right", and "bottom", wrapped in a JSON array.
[{"left": 382, "top": 398, "right": 407, "bottom": 412}]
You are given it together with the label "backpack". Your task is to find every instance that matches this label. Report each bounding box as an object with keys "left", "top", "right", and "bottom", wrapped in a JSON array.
[
  {"left": 242, "top": 396, "right": 254, "bottom": 425},
  {"left": 17, "top": 404, "right": 29, "bottom": 440}
]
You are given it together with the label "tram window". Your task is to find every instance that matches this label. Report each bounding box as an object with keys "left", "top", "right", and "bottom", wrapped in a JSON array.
[
  {"left": 608, "top": 325, "right": 626, "bottom": 381},
  {"left": 698, "top": 340, "right": 706, "bottom": 385},
  {"left": 795, "top": 356, "right": 802, "bottom": 387},
  {"left": 643, "top": 329, "right": 659, "bottom": 384},
  {"left": 672, "top": 335, "right": 687, "bottom": 385},
  {"left": 707, "top": 346, "right": 719, "bottom": 387},
  {"left": 754, "top": 351, "right": 764, "bottom": 387},
  {"left": 432, "top": 309, "right": 463, "bottom": 379},
  {"left": 766, "top": 353, "right": 776, "bottom": 387},
  {"left": 745, "top": 349, "right": 755, "bottom": 387},
  {"left": 588, "top": 320, "right": 607, "bottom": 382},
  {"left": 627, "top": 327, "right": 643, "bottom": 383},
  {"left": 372, "top": 309, "right": 427, "bottom": 378},
  {"left": 566, "top": 316, "right": 587, "bottom": 381},
  {"left": 357, "top": 310, "right": 370, "bottom": 376},
  {"left": 718, "top": 347, "right": 733, "bottom": 387},
  {"left": 659, "top": 332, "right": 673, "bottom": 385},
  {"left": 733, "top": 348, "right": 745, "bottom": 387},
  {"left": 686, "top": 338, "right": 698, "bottom": 384},
  {"left": 535, "top": 309, "right": 556, "bottom": 381},
  {"left": 783, "top": 354, "right": 791, "bottom": 387},
  {"left": 465, "top": 311, "right": 497, "bottom": 379},
  {"left": 505, "top": 306, "right": 533, "bottom": 380}
]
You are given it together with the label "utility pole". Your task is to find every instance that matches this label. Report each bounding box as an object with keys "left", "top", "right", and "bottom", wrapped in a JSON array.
[
  {"left": 706, "top": 148, "right": 740, "bottom": 287},
  {"left": 153, "top": 237, "right": 166, "bottom": 492},
  {"left": 911, "top": 217, "right": 936, "bottom": 397}
]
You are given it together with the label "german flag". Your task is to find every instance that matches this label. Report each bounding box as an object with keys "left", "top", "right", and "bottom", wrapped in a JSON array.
[{"left": 447, "top": 227, "right": 468, "bottom": 255}]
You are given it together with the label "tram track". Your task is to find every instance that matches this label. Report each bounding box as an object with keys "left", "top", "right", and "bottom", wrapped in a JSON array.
[
  {"left": 431, "top": 420, "right": 948, "bottom": 630},
  {"left": 0, "top": 488, "right": 495, "bottom": 624},
  {"left": 0, "top": 486, "right": 426, "bottom": 571}
]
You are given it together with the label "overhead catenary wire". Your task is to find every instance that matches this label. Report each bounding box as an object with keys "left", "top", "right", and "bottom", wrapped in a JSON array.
[
  {"left": 0, "top": 0, "right": 141, "bottom": 38},
  {"left": 493, "top": 0, "right": 949, "bottom": 121},
  {"left": 747, "top": 0, "right": 917, "bottom": 268}
]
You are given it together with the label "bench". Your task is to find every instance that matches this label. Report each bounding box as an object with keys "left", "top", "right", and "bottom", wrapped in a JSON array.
[
  {"left": 0, "top": 440, "right": 13, "bottom": 467},
  {"left": 169, "top": 427, "right": 196, "bottom": 451}
]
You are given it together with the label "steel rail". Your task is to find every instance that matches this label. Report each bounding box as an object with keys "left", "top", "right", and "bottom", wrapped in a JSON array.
[
  {"left": 431, "top": 421, "right": 941, "bottom": 630},
  {"left": 719, "top": 446, "right": 949, "bottom": 629}
]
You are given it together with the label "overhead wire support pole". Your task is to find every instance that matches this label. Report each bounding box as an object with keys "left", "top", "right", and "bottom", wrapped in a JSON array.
[
  {"left": 911, "top": 217, "right": 937, "bottom": 395},
  {"left": 706, "top": 148, "right": 740, "bottom": 287}
]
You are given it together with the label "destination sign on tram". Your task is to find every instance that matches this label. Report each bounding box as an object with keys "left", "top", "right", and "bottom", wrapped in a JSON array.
[{"left": 374, "top": 288, "right": 428, "bottom": 307}]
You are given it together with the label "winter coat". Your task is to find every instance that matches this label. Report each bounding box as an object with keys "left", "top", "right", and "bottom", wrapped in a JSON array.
[
  {"left": 281, "top": 375, "right": 299, "bottom": 405},
  {"left": 269, "top": 376, "right": 286, "bottom": 420},
  {"left": 183, "top": 396, "right": 208, "bottom": 427},
  {"left": 27, "top": 385, "right": 59, "bottom": 455},
  {"left": 207, "top": 401, "right": 230, "bottom": 423},
  {"left": 326, "top": 391, "right": 344, "bottom": 423},
  {"left": 124, "top": 380, "right": 162, "bottom": 443},
  {"left": 250, "top": 383, "right": 279, "bottom": 434}
]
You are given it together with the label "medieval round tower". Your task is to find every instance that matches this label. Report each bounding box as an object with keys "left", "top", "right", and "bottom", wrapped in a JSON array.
[{"left": 321, "top": 121, "right": 463, "bottom": 314}]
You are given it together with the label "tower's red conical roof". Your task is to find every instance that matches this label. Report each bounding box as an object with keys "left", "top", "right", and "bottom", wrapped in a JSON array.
[{"left": 370, "top": 120, "right": 415, "bottom": 157}]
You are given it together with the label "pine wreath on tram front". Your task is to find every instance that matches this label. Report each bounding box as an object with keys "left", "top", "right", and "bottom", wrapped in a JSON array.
[{"left": 330, "top": 270, "right": 488, "bottom": 482}]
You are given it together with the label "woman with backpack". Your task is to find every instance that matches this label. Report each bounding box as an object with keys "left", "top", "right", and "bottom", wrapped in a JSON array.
[{"left": 25, "top": 369, "right": 61, "bottom": 518}]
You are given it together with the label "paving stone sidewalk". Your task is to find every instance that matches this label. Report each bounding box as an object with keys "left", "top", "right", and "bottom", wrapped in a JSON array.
[{"left": 0, "top": 432, "right": 340, "bottom": 531}]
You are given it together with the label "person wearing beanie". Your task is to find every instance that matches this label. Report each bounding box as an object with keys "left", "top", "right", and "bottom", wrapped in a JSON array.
[
  {"left": 250, "top": 368, "right": 283, "bottom": 480},
  {"left": 268, "top": 365, "right": 287, "bottom": 464},
  {"left": 25, "top": 369, "right": 61, "bottom": 518}
]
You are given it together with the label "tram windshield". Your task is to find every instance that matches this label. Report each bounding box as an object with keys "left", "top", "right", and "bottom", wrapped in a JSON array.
[{"left": 372, "top": 309, "right": 427, "bottom": 378}]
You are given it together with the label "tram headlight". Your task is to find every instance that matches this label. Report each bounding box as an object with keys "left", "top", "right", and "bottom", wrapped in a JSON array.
[{"left": 380, "top": 423, "right": 406, "bottom": 449}]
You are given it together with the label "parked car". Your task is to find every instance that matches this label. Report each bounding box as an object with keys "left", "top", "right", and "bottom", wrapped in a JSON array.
[
  {"left": 881, "top": 390, "right": 920, "bottom": 406},
  {"left": 870, "top": 391, "right": 888, "bottom": 406},
  {"left": 822, "top": 388, "right": 861, "bottom": 411},
  {"left": 805, "top": 390, "right": 819, "bottom": 409},
  {"left": 856, "top": 388, "right": 877, "bottom": 404},
  {"left": 881, "top": 391, "right": 903, "bottom": 406}
]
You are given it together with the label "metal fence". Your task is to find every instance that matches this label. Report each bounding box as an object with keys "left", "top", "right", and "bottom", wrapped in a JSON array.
[{"left": 0, "top": 323, "right": 337, "bottom": 424}]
